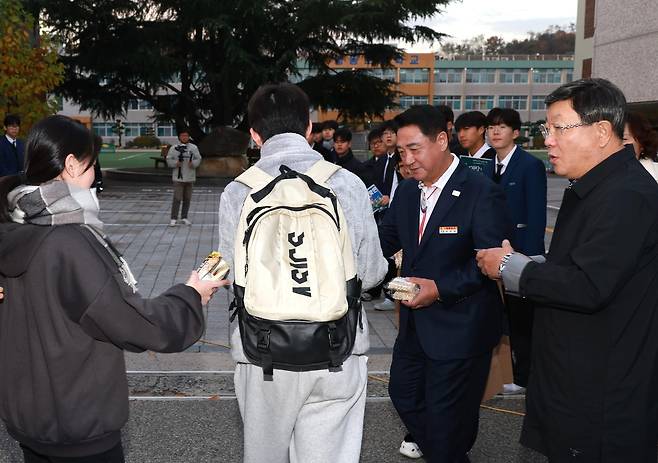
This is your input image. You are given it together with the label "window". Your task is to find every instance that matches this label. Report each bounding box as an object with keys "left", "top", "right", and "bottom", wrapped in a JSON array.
[
  {"left": 349, "top": 55, "right": 358, "bottom": 65},
  {"left": 127, "top": 99, "right": 154, "bottom": 110},
  {"left": 365, "top": 68, "right": 396, "bottom": 81},
  {"left": 434, "top": 69, "right": 462, "bottom": 83},
  {"left": 565, "top": 69, "right": 574, "bottom": 82},
  {"left": 410, "top": 55, "right": 419, "bottom": 65},
  {"left": 500, "top": 69, "right": 529, "bottom": 84},
  {"left": 399, "top": 68, "right": 429, "bottom": 83},
  {"left": 399, "top": 95, "right": 429, "bottom": 109},
  {"left": 498, "top": 95, "right": 528, "bottom": 110},
  {"left": 433, "top": 95, "right": 462, "bottom": 111},
  {"left": 157, "top": 123, "right": 176, "bottom": 137},
  {"left": 93, "top": 122, "right": 114, "bottom": 137},
  {"left": 124, "top": 122, "right": 154, "bottom": 137},
  {"left": 335, "top": 57, "right": 344, "bottom": 65},
  {"left": 532, "top": 69, "right": 562, "bottom": 84},
  {"left": 465, "top": 68, "right": 496, "bottom": 84},
  {"left": 531, "top": 96, "right": 547, "bottom": 111},
  {"left": 464, "top": 95, "right": 494, "bottom": 111}
]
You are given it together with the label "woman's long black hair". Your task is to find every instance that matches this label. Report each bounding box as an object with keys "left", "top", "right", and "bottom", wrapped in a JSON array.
[{"left": 0, "top": 115, "right": 96, "bottom": 222}]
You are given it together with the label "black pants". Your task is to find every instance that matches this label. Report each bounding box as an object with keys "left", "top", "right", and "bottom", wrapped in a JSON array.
[
  {"left": 21, "top": 442, "right": 124, "bottom": 463},
  {"left": 506, "top": 295, "right": 534, "bottom": 387},
  {"left": 389, "top": 316, "right": 491, "bottom": 462}
]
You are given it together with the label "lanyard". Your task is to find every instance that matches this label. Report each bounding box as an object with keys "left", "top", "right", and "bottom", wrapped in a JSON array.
[{"left": 418, "top": 186, "right": 439, "bottom": 243}]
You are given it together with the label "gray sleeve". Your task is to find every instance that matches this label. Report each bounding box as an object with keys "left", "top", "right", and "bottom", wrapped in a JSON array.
[
  {"left": 501, "top": 252, "right": 534, "bottom": 295},
  {"left": 331, "top": 174, "right": 387, "bottom": 290},
  {"left": 218, "top": 182, "right": 246, "bottom": 286},
  {"left": 165, "top": 146, "right": 177, "bottom": 168},
  {"left": 190, "top": 144, "right": 202, "bottom": 168}
]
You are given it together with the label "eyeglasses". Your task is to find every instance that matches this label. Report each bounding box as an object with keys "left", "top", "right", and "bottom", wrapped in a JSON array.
[
  {"left": 486, "top": 125, "right": 510, "bottom": 134},
  {"left": 539, "top": 122, "right": 591, "bottom": 138}
]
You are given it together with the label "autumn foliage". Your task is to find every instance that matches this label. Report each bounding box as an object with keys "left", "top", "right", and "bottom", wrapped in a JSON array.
[{"left": 0, "top": 0, "right": 63, "bottom": 135}]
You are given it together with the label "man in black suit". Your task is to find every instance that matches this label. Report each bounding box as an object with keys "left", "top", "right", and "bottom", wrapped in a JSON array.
[
  {"left": 307, "top": 122, "right": 335, "bottom": 163},
  {"left": 0, "top": 114, "right": 25, "bottom": 177},
  {"left": 477, "top": 78, "right": 658, "bottom": 462},
  {"left": 455, "top": 111, "right": 496, "bottom": 159},
  {"left": 380, "top": 105, "right": 511, "bottom": 462},
  {"left": 331, "top": 127, "right": 370, "bottom": 186}
]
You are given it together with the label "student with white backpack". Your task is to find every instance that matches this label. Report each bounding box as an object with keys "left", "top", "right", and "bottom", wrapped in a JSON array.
[{"left": 218, "top": 83, "right": 387, "bottom": 463}]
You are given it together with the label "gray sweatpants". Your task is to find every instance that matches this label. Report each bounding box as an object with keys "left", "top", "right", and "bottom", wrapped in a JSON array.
[{"left": 234, "top": 355, "right": 368, "bottom": 463}]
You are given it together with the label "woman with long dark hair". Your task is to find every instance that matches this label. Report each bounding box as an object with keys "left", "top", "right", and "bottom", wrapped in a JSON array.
[
  {"left": 623, "top": 111, "right": 658, "bottom": 182},
  {"left": 0, "top": 115, "right": 226, "bottom": 462}
]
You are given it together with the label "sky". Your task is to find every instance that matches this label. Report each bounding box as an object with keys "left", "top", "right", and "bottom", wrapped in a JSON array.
[{"left": 406, "top": 0, "right": 577, "bottom": 52}]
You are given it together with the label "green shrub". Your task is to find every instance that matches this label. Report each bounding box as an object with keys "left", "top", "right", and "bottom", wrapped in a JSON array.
[{"left": 126, "top": 135, "right": 162, "bottom": 148}]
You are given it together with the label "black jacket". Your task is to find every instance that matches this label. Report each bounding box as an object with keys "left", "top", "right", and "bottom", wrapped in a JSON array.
[
  {"left": 334, "top": 149, "right": 371, "bottom": 186},
  {"left": 0, "top": 223, "right": 204, "bottom": 458},
  {"left": 518, "top": 147, "right": 658, "bottom": 461}
]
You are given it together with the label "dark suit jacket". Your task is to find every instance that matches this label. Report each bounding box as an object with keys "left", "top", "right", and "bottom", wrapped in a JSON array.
[
  {"left": 518, "top": 147, "right": 658, "bottom": 460},
  {"left": 371, "top": 152, "right": 400, "bottom": 196},
  {"left": 0, "top": 137, "right": 25, "bottom": 176},
  {"left": 481, "top": 147, "right": 496, "bottom": 159},
  {"left": 498, "top": 147, "right": 547, "bottom": 255},
  {"left": 379, "top": 161, "right": 512, "bottom": 359}
]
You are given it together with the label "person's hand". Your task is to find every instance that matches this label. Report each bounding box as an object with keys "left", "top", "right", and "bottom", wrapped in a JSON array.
[
  {"left": 380, "top": 195, "right": 390, "bottom": 206},
  {"left": 0, "top": 286, "right": 4, "bottom": 302},
  {"left": 185, "top": 271, "right": 228, "bottom": 305},
  {"left": 476, "top": 239, "right": 514, "bottom": 280},
  {"left": 402, "top": 277, "right": 439, "bottom": 309}
]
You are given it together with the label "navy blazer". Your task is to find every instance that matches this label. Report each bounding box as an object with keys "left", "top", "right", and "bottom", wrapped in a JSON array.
[
  {"left": 0, "top": 136, "right": 25, "bottom": 177},
  {"left": 498, "top": 147, "right": 547, "bottom": 256},
  {"left": 379, "top": 162, "right": 512, "bottom": 359}
]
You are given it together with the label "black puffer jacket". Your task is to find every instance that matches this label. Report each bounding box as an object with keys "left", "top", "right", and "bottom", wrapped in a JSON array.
[{"left": 0, "top": 223, "right": 204, "bottom": 457}]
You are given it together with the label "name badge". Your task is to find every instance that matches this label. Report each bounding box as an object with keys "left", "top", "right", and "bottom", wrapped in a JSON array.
[{"left": 439, "top": 226, "right": 458, "bottom": 234}]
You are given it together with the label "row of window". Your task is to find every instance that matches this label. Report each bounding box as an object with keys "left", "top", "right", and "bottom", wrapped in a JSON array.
[
  {"left": 294, "top": 67, "right": 572, "bottom": 85},
  {"left": 93, "top": 122, "right": 175, "bottom": 137},
  {"left": 399, "top": 95, "right": 548, "bottom": 111},
  {"left": 436, "top": 68, "right": 573, "bottom": 84}
]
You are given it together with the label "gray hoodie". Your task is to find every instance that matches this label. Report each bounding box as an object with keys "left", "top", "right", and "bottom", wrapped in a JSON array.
[
  {"left": 218, "top": 133, "right": 387, "bottom": 364},
  {"left": 166, "top": 142, "right": 202, "bottom": 182}
]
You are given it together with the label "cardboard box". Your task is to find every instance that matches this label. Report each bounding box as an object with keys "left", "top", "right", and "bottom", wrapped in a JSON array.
[{"left": 481, "top": 336, "right": 514, "bottom": 402}]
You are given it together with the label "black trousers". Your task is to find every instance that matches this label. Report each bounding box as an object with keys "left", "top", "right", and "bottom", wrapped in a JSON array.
[
  {"left": 389, "top": 316, "right": 491, "bottom": 463},
  {"left": 506, "top": 295, "right": 535, "bottom": 387},
  {"left": 21, "top": 442, "right": 124, "bottom": 463}
]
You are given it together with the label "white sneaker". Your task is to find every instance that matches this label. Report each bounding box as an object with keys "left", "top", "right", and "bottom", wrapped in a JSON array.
[
  {"left": 502, "top": 383, "right": 526, "bottom": 395},
  {"left": 180, "top": 218, "right": 192, "bottom": 225},
  {"left": 399, "top": 439, "right": 423, "bottom": 459},
  {"left": 169, "top": 219, "right": 177, "bottom": 227},
  {"left": 374, "top": 298, "right": 396, "bottom": 311}
]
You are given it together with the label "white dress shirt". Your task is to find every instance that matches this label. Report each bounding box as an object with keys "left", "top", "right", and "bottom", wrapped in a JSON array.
[
  {"left": 472, "top": 142, "right": 492, "bottom": 159},
  {"left": 495, "top": 145, "right": 517, "bottom": 175},
  {"left": 418, "top": 154, "right": 460, "bottom": 239}
]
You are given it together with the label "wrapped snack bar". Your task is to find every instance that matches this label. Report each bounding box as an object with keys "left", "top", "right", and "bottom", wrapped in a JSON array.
[
  {"left": 196, "top": 251, "right": 230, "bottom": 281},
  {"left": 385, "top": 277, "right": 420, "bottom": 302}
]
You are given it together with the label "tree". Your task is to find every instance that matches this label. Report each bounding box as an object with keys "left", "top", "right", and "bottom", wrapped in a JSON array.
[
  {"left": 28, "top": 0, "right": 452, "bottom": 140},
  {"left": 0, "top": 0, "right": 63, "bottom": 135}
]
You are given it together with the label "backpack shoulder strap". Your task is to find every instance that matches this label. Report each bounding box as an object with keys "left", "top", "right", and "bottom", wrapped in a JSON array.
[
  {"left": 234, "top": 165, "right": 273, "bottom": 190},
  {"left": 305, "top": 160, "right": 341, "bottom": 185}
]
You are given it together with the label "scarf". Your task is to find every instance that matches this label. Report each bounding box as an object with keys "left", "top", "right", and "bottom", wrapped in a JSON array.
[
  {"left": 8, "top": 179, "right": 103, "bottom": 228},
  {"left": 7, "top": 180, "right": 138, "bottom": 292}
]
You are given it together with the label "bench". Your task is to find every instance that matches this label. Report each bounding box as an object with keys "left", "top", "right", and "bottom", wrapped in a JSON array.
[{"left": 152, "top": 144, "right": 171, "bottom": 168}]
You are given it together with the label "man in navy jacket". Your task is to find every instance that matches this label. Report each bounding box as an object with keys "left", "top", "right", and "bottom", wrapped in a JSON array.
[
  {"left": 486, "top": 107, "right": 547, "bottom": 393},
  {"left": 379, "top": 105, "right": 511, "bottom": 462},
  {"left": 0, "top": 114, "right": 25, "bottom": 177}
]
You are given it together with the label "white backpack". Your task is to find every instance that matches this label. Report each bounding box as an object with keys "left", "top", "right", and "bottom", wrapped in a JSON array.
[{"left": 230, "top": 160, "right": 362, "bottom": 379}]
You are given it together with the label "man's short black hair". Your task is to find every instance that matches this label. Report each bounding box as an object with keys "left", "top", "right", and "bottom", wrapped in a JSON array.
[
  {"left": 322, "top": 120, "right": 339, "bottom": 131},
  {"left": 177, "top": 126, "right": 190, "bottom": 136},
  {"left": 455, "top": 111, "right": 487, "bottom": 131},
  {"left": 367, "top": 126, "right": 384, "bottom": 143},
  {"left": 381, "top": 120, "right": 398, "bottom": 132},
  {"left": 435, "top": 104, "right": 455, "bottom": 124},
  {"left": 486, "top": 107, "right": 522, "bottom": 131},
  {"left": 333, "top": 127, "right": 352, "bottom": 142},
  {"left": 311, "top": 122, "right": 323, "bottom": 134},
  {"left": 3, "top": 114, "right": 20, "bottom": 127},
  {"left": 545, "top": 78, "right": 626, "bottom": 139},
  {"left": 394, "top": 105, "right": 447, "bottom": 140},
  {"left": 248, "top": 83, "right": 310, "bottom": 142}
]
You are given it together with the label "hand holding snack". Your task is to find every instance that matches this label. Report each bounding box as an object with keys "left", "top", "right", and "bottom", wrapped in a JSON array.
[
  {"left": 196, "top": 251, "right": 230, "bottom": 281},
  {"left": 186, "top": 271, "right": 228, "bottom": 305},
  {"left": 385, "top": 277, "right": 420, "bottom": 302}
]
